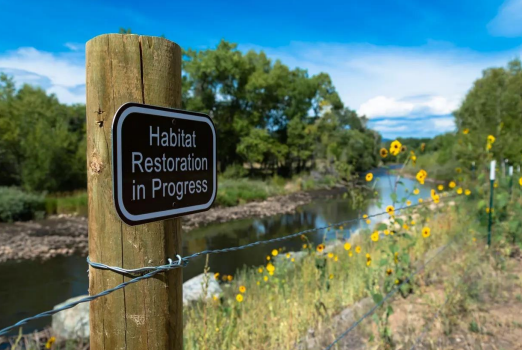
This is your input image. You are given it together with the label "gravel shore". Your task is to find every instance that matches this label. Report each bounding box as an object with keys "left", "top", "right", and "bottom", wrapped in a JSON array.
[{"left": 0, "top": 187, "right": 346, "bottom": 263}]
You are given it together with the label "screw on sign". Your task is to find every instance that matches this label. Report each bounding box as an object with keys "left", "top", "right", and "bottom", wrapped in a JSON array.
[{"left": 112, "top": 102, "right": 217, "bottom": 225}]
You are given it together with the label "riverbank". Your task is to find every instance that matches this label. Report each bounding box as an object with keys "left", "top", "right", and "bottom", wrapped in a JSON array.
[{"left": 0, "top": 187, "right": 346, "bottom": 263}]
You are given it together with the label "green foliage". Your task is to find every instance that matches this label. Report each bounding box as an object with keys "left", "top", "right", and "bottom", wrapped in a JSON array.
[
  {"left": 215, "top": 178, "right": 283, "bottom": 206},
  {"left": 0, "top": 187, "right": 45, "bottom": 222},
  {"left": 45, "top": 192, "right": 89, "bottom": 216},
  {"left": 0, "top": 74, "right": 86, "bottom": 192},
  {"left": 221, "top": 164, "right": 248, "bottom": 179},
  {"left": 182, "top": 40, "right": 378, "bottom": 175}
]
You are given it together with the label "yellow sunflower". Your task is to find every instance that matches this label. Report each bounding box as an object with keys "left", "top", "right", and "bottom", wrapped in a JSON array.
[
  {"left": 449, "top": 181, "right": 456, "bottom": 189},
  {"left": 380, "top": 148, "right": 388, "bottom": 158},
  {"left": 366, "top": 173, "right": 373, "bottom": 182},
  {"left": 371, "top": 231, "right": 379, "bottom": 242},
  {"left": 463, "top": 128, "right": 469, "bottom": 135},
  {"left": 488, "top": 135, "right": 496, "bottom": 144},
  {"left": 390, "top": 140, "right": 402, "bottom": 156},
  {"left": 236, "top": 294, "right": 244, "bottom": 302},
  {"left": 316, "top": 244, "right": 325, "bottom": 253},
  {"left": 386, "top": 205, "right": 395, "bottom": 215},
  {"left": 355, "top": 246, "right": 361, "bottom": 254},
  {"left": 344, "top": 242, "right": 351, "bottom": 251},
  {"left": 422, "top": 227, "right": 431, "bottom": 238},
  {"left": 239, "top": 285, "right": 246, "bottom": 293}
]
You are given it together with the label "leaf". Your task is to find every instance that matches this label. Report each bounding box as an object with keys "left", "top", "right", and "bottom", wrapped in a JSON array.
[
  {"left": 379, "top": 258, "right": 388, "bottom": 267},
  {"left": 390, "top": 192, "right": 398, "bottom": 203},
  {"left": 372, "top": 293, "right": 384, "bottom": 304},
  {"left": 376, "top": 223, "right": 388, "bottom": 230},
  {"left": 395, "top": 218, "right": 404, "bottom": 226},
  {"left": 386, "top": 305, "right": 394, "bottom": 316}
]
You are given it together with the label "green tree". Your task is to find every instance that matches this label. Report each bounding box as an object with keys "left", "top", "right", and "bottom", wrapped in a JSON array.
[{"left": 0, "top": 76, "right": 86, "bottom": 192}]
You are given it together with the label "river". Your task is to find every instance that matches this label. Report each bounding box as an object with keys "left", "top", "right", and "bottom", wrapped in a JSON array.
[{"left": 0, "top": 167, "right": 432, "bottom": 334}]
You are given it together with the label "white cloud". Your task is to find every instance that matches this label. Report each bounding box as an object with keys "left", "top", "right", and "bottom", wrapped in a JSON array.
[
  {"left": 358, "top": 96, "right": 413, "bottom": 118},
  {"left": 432, "top": 117, "right": 455, "bottom": 130},
  {"left": 0, "top": 47, "right": 85, "bottom": 104},
  {"left": 488, "top": 0, "right": 522, "bottom": 37},
  {"left": 64, "top": 42, "right": 84, "bottom": 52},
  {"left": 357, "top": 95, "right": 459, "bottom": 118}
]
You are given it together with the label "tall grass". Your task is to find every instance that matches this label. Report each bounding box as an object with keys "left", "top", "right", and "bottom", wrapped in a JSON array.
[
  {"left": 183, "top": 195, "right": 476, "bottom": 349},
  {"left": 45, "top": 192, "right": 88, "bottom": 216}
]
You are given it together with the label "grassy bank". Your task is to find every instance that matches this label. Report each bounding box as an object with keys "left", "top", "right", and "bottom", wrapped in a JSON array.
[
  {"left": 0, "top": 173, "right": 342, "bottom": 222},
  {"left": 403, "top": 151, "right": 461, "bottom": 182},
  {"left": 182, "top": 192, "right": 480, "bottom": 349},
  {"left": 45, "top": 192, "right": 88, "bottom": 216}
]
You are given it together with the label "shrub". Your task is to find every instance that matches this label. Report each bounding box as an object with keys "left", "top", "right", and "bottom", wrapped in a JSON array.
[
  {"left": 222, "top": 164, "right": 248, "bottom": 179},
  {"left": 46, "top": 191, "right": 88, "bottom": 216},
  {"left": 215, "top": 179, "right": 281, "bottom": 207},
  {"left": 0, "top": 187, "right": 45, "bottom": 222}
]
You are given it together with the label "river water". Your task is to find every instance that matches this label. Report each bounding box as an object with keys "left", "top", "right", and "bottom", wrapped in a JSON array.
[{"left": 0, "top": 168, "right": 432, "bottom": 334}]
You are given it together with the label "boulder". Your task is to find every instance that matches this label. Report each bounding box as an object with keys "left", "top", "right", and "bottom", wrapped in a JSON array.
[
  {"left": 52, "top": 295, "right": 89, "bottom": 340},
  {"left": 183, "top": 272, "right": 222, "bottom": 304},
  {"left": 51, "top": 273, "right": 223, "bottom": 338}
]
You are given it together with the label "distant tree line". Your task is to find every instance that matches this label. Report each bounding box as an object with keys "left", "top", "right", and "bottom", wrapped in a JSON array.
[{"left": 0, "top": 39, "right": 381, "bottom": 193}]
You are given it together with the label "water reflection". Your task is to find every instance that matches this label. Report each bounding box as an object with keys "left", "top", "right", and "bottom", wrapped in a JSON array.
[{"left": 183, "top": 171, "right": 432, "bottom": 281}]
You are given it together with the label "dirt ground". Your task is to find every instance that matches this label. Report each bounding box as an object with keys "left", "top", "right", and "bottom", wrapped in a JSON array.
[{"left": 300, "top": 247, "right": 522, "bottom": 350}]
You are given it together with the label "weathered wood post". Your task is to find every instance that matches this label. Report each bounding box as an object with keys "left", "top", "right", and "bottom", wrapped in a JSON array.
[{"left": 86, "top": 34, "right": 183, "bottom": 350}]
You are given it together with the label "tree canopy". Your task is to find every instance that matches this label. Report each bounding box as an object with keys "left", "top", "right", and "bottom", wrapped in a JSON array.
[{"left": 0, "top": 39, "right": 381, "bottom": 193}]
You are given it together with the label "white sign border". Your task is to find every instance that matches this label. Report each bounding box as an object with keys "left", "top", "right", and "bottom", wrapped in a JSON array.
[{"left": 112, "top": 103, "right": 217, "bottom": 224}]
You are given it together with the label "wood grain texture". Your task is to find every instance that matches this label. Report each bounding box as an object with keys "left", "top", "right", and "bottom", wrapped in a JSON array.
[{"left": 86, "top": 34, "right": 182, "bottom": 350}]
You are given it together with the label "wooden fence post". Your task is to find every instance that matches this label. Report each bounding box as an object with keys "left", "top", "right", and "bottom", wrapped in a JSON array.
[{"left": 86, "top": 34, "right": 183, "bottom": 350}]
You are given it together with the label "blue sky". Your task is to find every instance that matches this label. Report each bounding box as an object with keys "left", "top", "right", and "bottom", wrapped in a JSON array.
[{"left": 1, "top": 0, "right": 522, "bottom": 138}]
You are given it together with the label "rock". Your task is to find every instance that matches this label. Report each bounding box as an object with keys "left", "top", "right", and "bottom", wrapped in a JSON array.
[
  {"left": 183, "top": 272, "right": 222, "bottom": 305},
  {"left": 52, "top": 295, "right": 90, "bottom": 340},
  {"left": 50, "top": 275, "right": 222, "bottom": 338}
]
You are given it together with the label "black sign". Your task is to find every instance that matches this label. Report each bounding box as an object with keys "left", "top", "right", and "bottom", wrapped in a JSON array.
[{"left": 112, "top": 103, "right": 216, "bottom": 226}]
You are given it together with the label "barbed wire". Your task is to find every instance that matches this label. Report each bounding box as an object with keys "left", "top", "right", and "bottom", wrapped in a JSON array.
[
  {"left": 0, "top": 258, "right": 187, "bottom": 337},
  {"left": 0, "top": 192, "right": 460, "bottom": 337},
  {"left": 85, "top": 194, "right": 459, "bottom": 276},
  {"left": 323, "top": 231, "right": 464, "bottom": 350}
]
